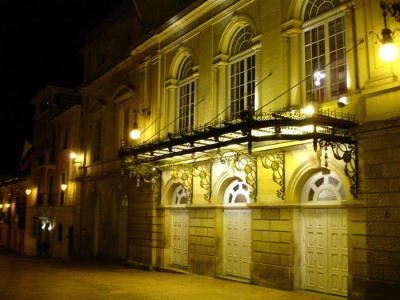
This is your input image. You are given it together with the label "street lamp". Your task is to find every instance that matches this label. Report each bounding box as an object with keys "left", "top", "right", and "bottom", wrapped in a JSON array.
[
  {"left": 379, "top": 1, "right": 400, "bottom": 62},
  {"left": 61, "top": 183, "right": 68, "bottom": 191},
  {"left": 130, "top": 111, "right": 141, "bottom": 140},
  {"left": 130, "top": 108, "right": 151, "bottom": 140}
]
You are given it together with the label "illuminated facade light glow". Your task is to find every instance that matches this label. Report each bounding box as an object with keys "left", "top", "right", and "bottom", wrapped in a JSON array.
[{"left": 379, "top": 41, "right": 398, "bottom": 62}]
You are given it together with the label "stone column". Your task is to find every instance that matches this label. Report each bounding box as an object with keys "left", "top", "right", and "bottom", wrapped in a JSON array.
[{"left": 213, "top": 54, "right": 228, "bottom": 121}]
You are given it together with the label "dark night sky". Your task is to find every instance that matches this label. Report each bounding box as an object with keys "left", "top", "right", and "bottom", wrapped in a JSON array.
[{"left": 0, "top": 0, "right": 124, "bottom": 175}]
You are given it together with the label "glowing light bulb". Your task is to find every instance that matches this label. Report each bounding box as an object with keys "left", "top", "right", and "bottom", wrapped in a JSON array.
[
  {"left": 379, "top": 42, "right": 398, "bottom": 62},
  {"left": 130, "top": 128, "right": 141, "bottom": 140},
  {"left": 301, "top": 104, "right": 315, "bottom": 115}
]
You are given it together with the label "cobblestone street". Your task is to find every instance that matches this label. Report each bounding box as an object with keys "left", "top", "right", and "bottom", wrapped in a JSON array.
[{"left": 0, "top": 249, "right": 343, "bottom": 300}]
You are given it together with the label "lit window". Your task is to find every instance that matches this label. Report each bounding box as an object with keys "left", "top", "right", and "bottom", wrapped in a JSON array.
[
  {"left": 305, "top": 172, "right": 346, "bottom": 202},
  {"left": 172, "top": 185, "right": 188, "bottom": 205},
  {"left": 177, "top": 57, "right": 195, "bottom": 132},
  {"left": 229, "top": 26, "right": 255, "bottom": 119},
  {"left": 303, "top": 0, "right": 346, "bottom": 103},
  {"left": 225, "top": 179, "right": 250, "bottom": 204}
]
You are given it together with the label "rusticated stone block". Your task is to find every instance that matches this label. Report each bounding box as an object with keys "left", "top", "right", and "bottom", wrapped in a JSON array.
[
  {"left": 363, "top": 179, "right": 389, "bottom": 193},
  {"left": 389, "top": 179, "right": 400, "bottom": 191},
  {"left": 364, "top": 148, "right": 400, "bottom": 164},
  {"left": 260, "top": 253, "right": 280, "bottom": 265},
  {"left": 261, "top": 208, "right": 280, "bottom": 220},
  {"left": 366, "top": 236, "right": 400, "bottom": 251},
  {"left": 350, "top": 275, "right": 366, "bottom": 294},
  {"left": 251, "top": 262, "right": 291, "bottom": 290},
  {"left": 365, "top": 193, "right": 400, "bottom": 206},
  {"left": 366, "top": 222, "right": 400, "bottom": 236},
  {"left": 365, "top": 279, "right": 400, "bottom": 300},
  {"left": 280, "top": 209, "right": 291, "bottom": 220},
  {"left": 368, "top": 264, "right": 400, "bottom": 281},
  {"left": 366, "top": 208, "right": 400, "bottom": 221},
  {"left": 353, "top": 249, "right": 368, "bottom": 263},
  {"left": 188, "top": 253, "right": 215, "bottom": 277},
  {"left": 382, "top": 162, "right": 400, "bottom": 177},
  {"left": 368, "top": 250, "right": 400, "bottom": 266},
  {"left": 352, "top": 262, "right": 368, "bottom": 277},
  {"left": 365, "top": 164, "right": 382, "bottom": 179}
]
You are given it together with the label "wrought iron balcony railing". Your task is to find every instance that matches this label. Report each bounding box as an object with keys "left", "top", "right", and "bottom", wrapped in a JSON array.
[{"left": 119, "top": 108, "right": 357, "bottom": 167}]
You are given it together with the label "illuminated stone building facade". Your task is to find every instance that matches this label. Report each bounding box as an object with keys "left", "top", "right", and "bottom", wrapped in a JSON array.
[
  {"left": 28, "top": 0, "right": 400, "bottom": 299},
  {"left": 0, "top": 176, "right": 29, "bottom": 253},
  {"left": 27, "top": 86, "right": 81, "bottom": 258}
]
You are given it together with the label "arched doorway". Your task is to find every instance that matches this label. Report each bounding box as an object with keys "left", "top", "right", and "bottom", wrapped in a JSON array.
[
  {"left": 171, "top": 185, "right": 189, "bottom": 267},
  {"left": 301, "top": 170, "right": 348, "bottom": 297},
  {"left": 223, "top": 179, "right": 251, "bottom": 279}
]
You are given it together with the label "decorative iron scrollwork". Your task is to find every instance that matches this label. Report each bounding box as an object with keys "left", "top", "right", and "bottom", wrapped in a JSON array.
[
  {"left": 318, "top": 140, "right": 358, "bottom": 197},
  {"left": 192, "top": 159, "right": 212, "bottom": 202},
  {"left": 232, "top": 152, "right": 257, "bottom": 202},
  {"left": 213, "top": 150, "right": 257, "bottom": 201},
  {"left": 259, "top": 153, "right": 285, "bottom": 200},
  {"left": 168, "top": 164, "right": 193, "bottom": 203},
  {"left": 129, "top": 164, "right": 161, "bottom": 201}
]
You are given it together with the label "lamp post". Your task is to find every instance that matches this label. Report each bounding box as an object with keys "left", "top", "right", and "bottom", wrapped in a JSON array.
[
  {"left": 379, "top": 1, "right": 400, "bottom": 62},
  {"left": 130, "top": 107, "right": 151, "bottom": 140}
]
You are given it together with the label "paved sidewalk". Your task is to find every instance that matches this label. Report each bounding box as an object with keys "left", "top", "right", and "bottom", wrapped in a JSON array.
[{"left": 0, "top": 249, "right": 343, "bottom": 300}]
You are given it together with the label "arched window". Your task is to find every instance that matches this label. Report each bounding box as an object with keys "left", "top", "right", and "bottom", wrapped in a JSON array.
[
  {"left": 229, "top": 26, "right": 255, "bottom": 119},
  {"left": 303, "top": 0, "right": 346, "bottom": 103},
  {"left": 177, "top": 56, "right": 195, "bottom": 132},
  {"left": 224, "top": 179, "right": 250, "bottom": 204},
  {"left": 303, "top": 171, "right": 346, "bottom": 203},
  {"left": 172, "top": 185, "right": 188, "bottom": 205}
]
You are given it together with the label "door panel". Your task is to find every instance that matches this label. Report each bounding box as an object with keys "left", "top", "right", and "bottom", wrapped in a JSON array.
[
  {"left": 171, "top": 210, "right": 188, "bottom": 266},
  {"left": 225, "top": 209, "right": 251, "bottom": 279},
  {"left": 303, "top": 209, "right": 348, "bottom": 297}
]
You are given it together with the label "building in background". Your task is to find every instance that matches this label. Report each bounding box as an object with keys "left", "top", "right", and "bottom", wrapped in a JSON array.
[
  {"left": 26, "top": 86, "right": 81, "bottom": 258},
  {"left": 0, "top": 176, "right": 30, "bottom": 253},
  {"left": 23, "top": 0, "right": 400, "bottom": 299}
]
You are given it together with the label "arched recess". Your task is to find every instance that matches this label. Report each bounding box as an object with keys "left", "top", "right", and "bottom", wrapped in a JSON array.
[
  {"left": 216, "top": 12, "right": 260, "bottom": 119},
  {"left": 287, "top": 0, "right": 343, "bottom": 21},
  {"left": 162, "top": 178, "right": 187, "bottom": 206},
  {"left": 169, "top": 45, "right": 198, "bottom": 80},
  {"left": 165, "top": 45, "right": 198, "bottom": 133},
  {"left": 218, "top": 13, "right": 258, "bottom": 55},
  {"left": 286, "top": 157, "right": 351, "bottom": 204},
  {"left": 213, "top": 170, "right": 243, "bottom": 205},
  {"left": 288, "top": 0, "right": 306, "bottom": 21},
  {"left": 111, "top": 84, "right": 136, "bottom": 104}
]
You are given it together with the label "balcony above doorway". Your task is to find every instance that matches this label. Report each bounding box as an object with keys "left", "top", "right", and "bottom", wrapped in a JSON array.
[
  {"left": 119, "top": 108, "right": 359, "bottom": 199},
  {"left": 119, "top": 108, "right": 357, "bottom": 167}
]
